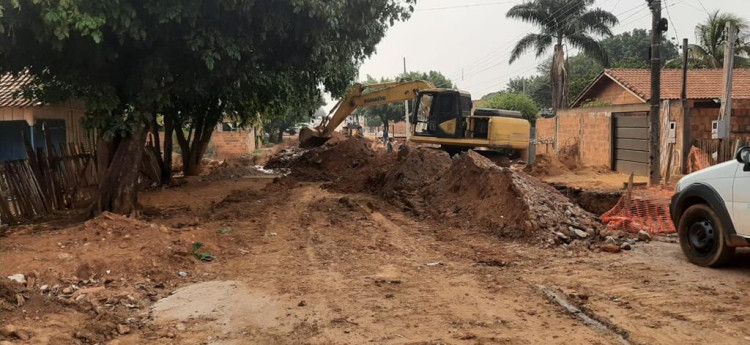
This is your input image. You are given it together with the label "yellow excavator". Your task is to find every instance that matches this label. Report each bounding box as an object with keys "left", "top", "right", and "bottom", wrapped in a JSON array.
[{"left": 299, "top": 80, "right": 531, "bottom": 160}]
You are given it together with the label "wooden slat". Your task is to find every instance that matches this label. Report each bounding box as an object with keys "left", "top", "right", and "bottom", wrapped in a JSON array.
[
  {"left": 615, "top": 138, "right": 649, "bottom": 151},
  {"left": 614, "top": 149, "right": 650, "bottom": 163},
  {"left": 614, "top": 114, "right": 648, "bottom": 128},
  {"left": 615, "top": 160, "right": 650, "bottom": 176},
  {"left": 616, "top": 128, "right": 649, "bottom": 140}
]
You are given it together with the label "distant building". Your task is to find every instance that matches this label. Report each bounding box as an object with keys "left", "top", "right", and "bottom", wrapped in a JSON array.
[
  {"left": 536, "top": 68, "right": 750, "bottom": 175},
  {"left": 0, "top": 73, "right": 89, "bottom": 162}
]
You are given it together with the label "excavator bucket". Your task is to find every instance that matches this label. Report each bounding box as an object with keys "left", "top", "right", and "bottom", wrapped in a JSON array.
[{"left": 299, "top": 127, "right": 331, "bottom": 148}]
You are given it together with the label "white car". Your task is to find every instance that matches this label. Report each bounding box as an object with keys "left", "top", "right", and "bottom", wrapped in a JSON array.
[{"left": 670, "top": 146, "right": 750, "bottom": 267}]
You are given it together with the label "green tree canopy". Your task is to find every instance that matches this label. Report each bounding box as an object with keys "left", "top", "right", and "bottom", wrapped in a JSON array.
[
  {"left": 507, "top": 0, "right": 618, "bottom": 110},
  {"left": 357, "top": 71, "right": 454, "bottom": 131},
  {"left": 683, "top": 10, "right": 750, "bottom": 68},
  {"left": 481, "top": 93, "right": 541, "bottom": 125},
  {"left": 0, "top": 0, "right": 415, "bottom": 215}
]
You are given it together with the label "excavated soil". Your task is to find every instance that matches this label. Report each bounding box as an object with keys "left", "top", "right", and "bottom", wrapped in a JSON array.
[
  {"left": 373, "top": 147, "right": 452, "bottom": 208},
  {"left": 266, "top": 136, "right": 395, "bottom": 193},
  {"left": 4, "top": 151, "right": 750, "bottom": 345},
  {"left": 525, "top": 154, "right": 572, "bottom": 177},
  {"left": 423, "top": 151, "right": 602, "bottom": 244},
  {"left": 268, "top": 139, "right": 604, "bottom": 247}
]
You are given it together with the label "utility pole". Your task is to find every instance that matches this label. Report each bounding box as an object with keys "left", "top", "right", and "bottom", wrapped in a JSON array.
[
  {"left": 681, "top": 38, "right": 691, "bottom": 174},
  {"left": 647, "top": 0, "right": 664, "bottom": 186},
  {"left": 718, "top": 22, "right": 736, "bottom": 145},
  {"left": 403, "top": 57, "right": 410, "bottom": 140}
]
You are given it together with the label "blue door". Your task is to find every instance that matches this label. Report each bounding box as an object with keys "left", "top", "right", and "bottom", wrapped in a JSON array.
[
  {"left": 32, "top": 119, "right": 67, "bottom": 153},
  {"left": 0, "top": 120, "right": 31, "bottom": 162}
]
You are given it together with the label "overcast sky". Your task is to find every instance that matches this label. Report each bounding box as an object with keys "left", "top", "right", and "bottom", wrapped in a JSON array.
[{"left": 354, "top": 0, "right": 749, "bottom": 101}]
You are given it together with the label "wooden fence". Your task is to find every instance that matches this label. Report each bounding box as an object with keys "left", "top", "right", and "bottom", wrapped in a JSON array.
[
  {"left": 693, "top": 137, "right": 749, "bottom": 166},
  {"left": 0, "top": 138, "right": 98, "bottom": 225}
]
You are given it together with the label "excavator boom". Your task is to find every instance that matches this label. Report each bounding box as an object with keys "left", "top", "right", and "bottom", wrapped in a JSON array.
[{"left": 299, "top": 80, "right": 435, "bottom": 147}]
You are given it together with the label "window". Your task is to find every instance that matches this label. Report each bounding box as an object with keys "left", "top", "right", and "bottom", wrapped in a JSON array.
[
  {"left": 415, "top": 93, "right": 433, "bottom": 134},
  {"left": 461, "top": 96, "right": 473, "bottom": 118}
]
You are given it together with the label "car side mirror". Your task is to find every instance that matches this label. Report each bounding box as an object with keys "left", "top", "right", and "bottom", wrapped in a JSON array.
[{"left": 736, "top": 147, "right": 750, "bottom": 164}]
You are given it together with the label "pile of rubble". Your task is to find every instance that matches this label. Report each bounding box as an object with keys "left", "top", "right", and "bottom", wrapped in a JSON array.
[{"left": 267, "top": 138, "right": 633, "bottom": 249}]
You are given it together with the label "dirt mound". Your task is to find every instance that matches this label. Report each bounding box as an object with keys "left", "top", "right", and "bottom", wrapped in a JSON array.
[
  {"left": 378, "top": 148, "right": 451, "bottom": 197},
  {"left": 525, "top": 154, "right": 571, "bottom": 177},
  {"left": 424, "top": 151, "right": 602, "bottom": 244},
  {"left": 266, "top": 136, "right": 391, "bottom": 192},
  {"left": 0, "top": 280, "right": 24, "bottom": 311}
]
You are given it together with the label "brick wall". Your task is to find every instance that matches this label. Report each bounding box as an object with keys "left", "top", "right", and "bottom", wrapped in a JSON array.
[
  {"left": 690, "top": 100, "right": 750, "bottom": 140},
  {"left": 536, "top": 118, "right": 555, "bottom": 140},
  {"left": 554, "top": 109, "right": 612, "bottom": 167},
  {"left": 210, "top": 131, "right": 256, "bottom": 159},
  {"left": 576, "top": 78, "right": 643, "bottom": 106}
]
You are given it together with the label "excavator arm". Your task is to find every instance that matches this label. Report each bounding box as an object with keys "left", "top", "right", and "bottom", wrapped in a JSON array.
[{"left": 299, "top": 80, "right": 435, "bottom": 147}]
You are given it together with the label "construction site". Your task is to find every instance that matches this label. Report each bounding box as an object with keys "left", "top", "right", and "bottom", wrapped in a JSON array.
[
  {"left": 3, "top": 0, "right": 750, "bottom": 344},
  {"left": 0, "top": 126, "right": 747, "bottom": 344}
]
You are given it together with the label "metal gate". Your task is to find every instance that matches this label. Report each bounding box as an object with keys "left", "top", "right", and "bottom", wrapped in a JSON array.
[{"left": 613, "top": 112, "right": 649, "bottom": 175}]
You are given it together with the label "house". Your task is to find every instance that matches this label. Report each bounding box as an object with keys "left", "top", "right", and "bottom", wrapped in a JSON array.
[
  {"left": 536, "top": 68, "right": 750, "bottom": 175},
  {"left": 0, "top": 73, "right": 89, "bottom": 161}
]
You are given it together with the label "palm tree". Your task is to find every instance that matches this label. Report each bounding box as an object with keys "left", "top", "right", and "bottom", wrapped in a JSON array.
[
  {"left": 507, "top": 0, "right": 617, "bottom": 110},
  {"left": 690, "top": 10, "right": 750, "bottom": 68}
]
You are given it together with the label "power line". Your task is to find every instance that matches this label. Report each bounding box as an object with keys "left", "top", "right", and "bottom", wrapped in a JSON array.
[
  {"left": 461, "top": 0, "right": 639, "bottom": 89},
  {"left": 471, "top": 2, "right": 657, "bottom": 96},
  {"left": 663, "top": 0, "right": 681, "bottom": 41},
  {"left": 694, "top": 0, "right": 711, "bottom": 16},
  {"left": 445, "top": 0, "right": 592, "bottom": 80},
  {"left": 456, "top": 0, "right": 606, "bottom": 81},
  {"left": 415, "top": 1, "right": 517, "bottom": 12}
]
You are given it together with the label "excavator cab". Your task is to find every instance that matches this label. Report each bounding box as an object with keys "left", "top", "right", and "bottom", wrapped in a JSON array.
[
  {"left": 409, "top": 89, "right": 531, "bottom": 159},
  {"left": 411, "top": 90, "right": 472, "bottom": 139}
]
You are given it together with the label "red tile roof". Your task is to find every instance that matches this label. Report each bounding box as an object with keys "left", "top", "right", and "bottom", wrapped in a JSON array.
[
  {"left": 0, "top": 72, "right": 38, "bottom": 107},
  {"left": 604, "top": 68, "right": 750, "bottom": 101}
]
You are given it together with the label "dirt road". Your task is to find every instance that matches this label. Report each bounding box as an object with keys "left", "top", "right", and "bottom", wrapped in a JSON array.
[{"left": 3, "top": 175, "right": 750, "bottom": 345}]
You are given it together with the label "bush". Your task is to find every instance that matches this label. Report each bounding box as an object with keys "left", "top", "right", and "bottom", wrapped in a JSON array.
[{"left": 481, "top": 92, "right": 541, "bottom": 125}]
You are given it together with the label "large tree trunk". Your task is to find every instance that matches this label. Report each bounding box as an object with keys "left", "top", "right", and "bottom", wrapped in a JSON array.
[
  {"left": 89, "top": 122, "right": 148, "bottom": 216},
  {"left": 175, "top": 113, "right": 218, "bottom": 176},
  {"left": 96, "top": 136, "right": 118, "bottom": 184},
  {"left": 551, "top": 43, "right": 569, "bottom": 111},
  {"left": 277, "top": 128, "right": 284, "bottom": 143},
  {"left": 162, "top": 115, "right": 174, "bottom": 183},
  {"left": 149, "top": 113, "right": 166, "bottom": 185}
]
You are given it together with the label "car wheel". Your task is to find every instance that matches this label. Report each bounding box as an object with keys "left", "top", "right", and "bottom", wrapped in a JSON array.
[{"left": 678, "top": 204, "right": 735, "bottom": 267}]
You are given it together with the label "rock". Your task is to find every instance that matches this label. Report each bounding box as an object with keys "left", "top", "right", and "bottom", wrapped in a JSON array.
[
  {"left": 159, "top": 225, "right": 170, "bottom": 234},
  {"left": 572, "top": 229, "right": 588, "bottom": 239},
  {"left": 604, "top": 236, "right": 617, "bottom": 245},
  {"left": 77, "top": 286, "right": 106, "bottom": 295},
  {"left": 599, "top": 244, "right": 621, "bottom": 253},
  {"left": 620, "top": 243, "right": 632, "bottom": 251},
  {"left": 425, "top": 262, "right": 445, "bottom": 267},
  {"left": 6, "top": 274, "right": 25, "bottom": 284},
  {"left": 0, "top": 324, "right": 16, "bottom": 337},
  {"left": 177, "top": 271, "right": 188, "bottom": 277},
  {"left": 297, "top": 300, "right": 307, "bottom": 307},
  {"left": 637, "top": 230, "right": 652, "bottom": 242},
  {"left": 40, "top": 285, "right": 49, "bottom": 291},
  {"left": 57, "top": 253, "right": 73, "bottom": 260},
  {"left": 62, "top": 287, "right": 73, "bottom": 294},
  {"left": 555, "top": 232, "right": 570, "bottom": 243},
  {"left": 14, "top": 329, "right": 30, "bottom": 341},
  {"left": 524, "top": 221, "right": 533, "bottom": 233},
  {"left": 175, "top": 323, "right": 186, "bottom": 332},
  {"left": 116, "top": 324, "right": 130, "bottom": 335}
]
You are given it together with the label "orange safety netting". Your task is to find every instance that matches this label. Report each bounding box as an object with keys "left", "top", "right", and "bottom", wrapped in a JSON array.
[
  {"left": 687, "top": 146, "right": 711, "bottom": 173},
  {"left": 601, "top": 186, "right": 676, "bottom": 234},
  {"left": 600, "top": 146, "right": 715, "bottom": 235}
]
